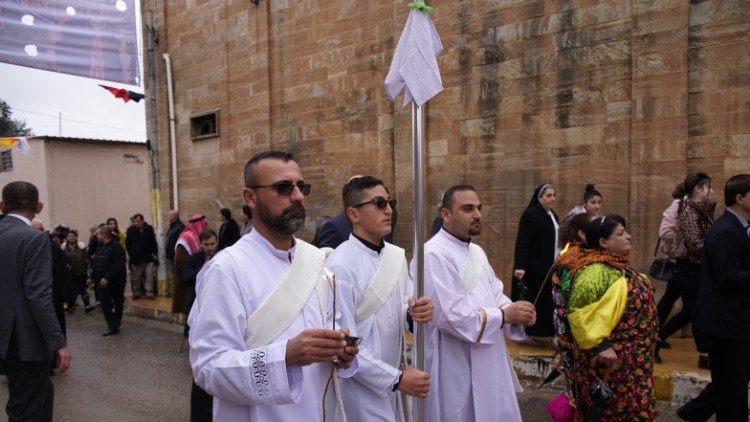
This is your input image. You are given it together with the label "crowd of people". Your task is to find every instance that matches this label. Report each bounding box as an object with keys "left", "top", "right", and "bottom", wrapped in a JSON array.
[{"left": 1, "top": 153, "right": 748, "bottom": 421}]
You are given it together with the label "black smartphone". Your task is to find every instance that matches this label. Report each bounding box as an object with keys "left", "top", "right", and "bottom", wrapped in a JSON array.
[{"left": 344, "top": 335, "right": 362, "bottom": 347}]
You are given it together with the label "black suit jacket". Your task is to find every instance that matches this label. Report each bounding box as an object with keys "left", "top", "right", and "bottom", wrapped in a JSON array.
[
  {"left": 218, "top": 219, "right": 240, "bottom": 250},
  {"left": 314, "top": 213, "right": 352, "bottom": 249},
  {"left": 695, "top": 210, "right": 750, "bottom": 342},
  {"left": 182, "top": 251, "right": 208, "bottom": 315},
  {"left": 0, "top": 216, "right": 66, "bottom": 361}
]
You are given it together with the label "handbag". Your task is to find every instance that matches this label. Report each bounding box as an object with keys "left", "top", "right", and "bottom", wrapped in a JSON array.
[{"left": 648, "top": 238, "right": 676, "bottom": 282}]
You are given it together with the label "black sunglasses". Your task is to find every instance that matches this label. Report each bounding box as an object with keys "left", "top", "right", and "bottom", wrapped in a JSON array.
[
  {"left": 354, "top": 197, "right": 397, "bottom": 210},
  {"left": 250, "top": 181, "right": 311, "bottom": 197}
]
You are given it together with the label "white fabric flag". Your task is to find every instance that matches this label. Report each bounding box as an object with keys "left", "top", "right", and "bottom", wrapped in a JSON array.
[{"left": 384, "top": 10, "right": 443, "bottom": 107}]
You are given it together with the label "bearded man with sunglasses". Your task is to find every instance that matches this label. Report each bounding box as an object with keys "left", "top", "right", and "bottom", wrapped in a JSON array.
[
  {"left": 188, "top": 151, "right": 359, "bottom": 421},
  {"left": 422, "top": 185, "right": 537, "bottom": 421},
  {"left": 327, "top": 176, "right": 433, "bottom": 421}
]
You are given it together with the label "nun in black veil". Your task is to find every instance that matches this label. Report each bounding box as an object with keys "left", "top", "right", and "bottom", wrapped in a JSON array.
[{"left": 512, "top": 183, "right": 560, "bottom": 339}]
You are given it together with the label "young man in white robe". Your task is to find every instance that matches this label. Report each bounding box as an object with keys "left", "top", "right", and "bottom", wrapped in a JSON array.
[
  {"left": 188, "top": 151, "right": 359, "bottom": 421},
  {"left": 422, "top": 184, "right": 537, "bottom": 421},
  {"left": 327, "top": 176, "right": 433, "bottom": 421}
]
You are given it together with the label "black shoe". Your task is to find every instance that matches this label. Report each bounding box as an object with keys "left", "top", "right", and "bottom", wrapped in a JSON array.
[
  {"left": 132, "top": 294, "right": 141, "bottom": 300},
  {"left": 660, "top": 340, "right": 672, "bottom": 349},
  {"left": 102, "top": 328, "right": 120, "bottom": 337},
  {"left": 67, "top": 307, "right": 76, "bottom": 315},
  {"left": 654, "top": 347, "right": 663, "bottom": 364},
  {"left": 146, "top": 294, "right": 156, "bottom": 300},
  {"left": 84, "top": 306, "right": 94, "bottom": 314},
  {"left": 698, "top": 354, "right": 710, "bottom": 370}
]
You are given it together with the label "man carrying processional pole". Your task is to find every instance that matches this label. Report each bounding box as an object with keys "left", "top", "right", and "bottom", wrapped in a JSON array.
[{"left": 385, "top": 2, "right": 537, "bottom": 421}]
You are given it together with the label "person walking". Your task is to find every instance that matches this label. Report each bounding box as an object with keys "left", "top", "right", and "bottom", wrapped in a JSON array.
[
  {"left": 90, "top": 225, "right": 127, "bottom": 336},
  {"left": 125, "top": 213, "right": 158, "bottom": 299},
  {"left": 0, "top": 181, "right": 71, "bottom": 421},
  {"left": 512, "top": 183, "right": 560, "bottom": 341}
]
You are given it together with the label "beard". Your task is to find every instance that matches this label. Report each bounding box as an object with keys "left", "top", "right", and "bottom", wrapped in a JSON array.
[
  {"left": 255, "top": 200, "right": 306, "bottom": 236},
  {"left": 468, "top": 220, "right": 481, "bottom": 236}
]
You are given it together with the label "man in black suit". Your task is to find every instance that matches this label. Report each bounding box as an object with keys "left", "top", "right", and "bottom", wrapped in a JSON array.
[
  {"left": 680, "top": 174, "right": 750, "bottom": 421},
  {"left": 90, "top": 225, "right": 127, "bottom": 336},
  {"left": 0, "top": 181, "right": 71, "bottom": 421},
  {"left": 217, "top": 208, "right": 240, "bottom": 250}
]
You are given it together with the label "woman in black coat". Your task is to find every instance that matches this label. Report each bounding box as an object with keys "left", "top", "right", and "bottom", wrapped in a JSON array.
[{"left": 512, "top": 183, "right": 560, "bottom": 338}]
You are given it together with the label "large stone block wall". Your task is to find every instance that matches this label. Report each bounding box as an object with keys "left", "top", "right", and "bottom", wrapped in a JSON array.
[{"left": 143, "top": 0, "right": 749, "bottom": 279}]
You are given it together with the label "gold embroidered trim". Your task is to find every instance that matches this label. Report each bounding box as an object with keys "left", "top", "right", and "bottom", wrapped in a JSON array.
[{"left": 476, "top": 307, "right": 488, "bottom": 343}]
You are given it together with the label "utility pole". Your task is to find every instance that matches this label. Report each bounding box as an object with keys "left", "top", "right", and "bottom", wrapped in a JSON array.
[{"left": 146, "top": 10, "right": 168, "bottom": 295}]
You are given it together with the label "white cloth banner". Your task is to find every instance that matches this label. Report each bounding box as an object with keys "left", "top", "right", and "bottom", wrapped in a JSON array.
[{"left": 384, "top": 10, "right": 443, "bottom": 107}]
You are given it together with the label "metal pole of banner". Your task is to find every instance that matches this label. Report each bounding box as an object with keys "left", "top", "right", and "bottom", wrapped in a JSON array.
[{"left": 411, "top": 102, "right": 425, "bottom": 422}]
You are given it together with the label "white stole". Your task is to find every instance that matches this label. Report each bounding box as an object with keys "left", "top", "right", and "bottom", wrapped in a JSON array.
[
  {"left": 243, "top": 239, "right": 330, "bottom": 349},
  {"left": 459, "top": 243, "right": 484, "bottom": 294},
  {"left": 354, "top": 243, "right": 406, "bottom": 323}
]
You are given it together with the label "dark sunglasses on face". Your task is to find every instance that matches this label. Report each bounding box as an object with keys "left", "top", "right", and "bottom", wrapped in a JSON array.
[
  {"left": 354, "top": 197, "right": 397, "bottom": 210},
  {"left": 250, "top": 180, "right": 311, "bottom": 196}
]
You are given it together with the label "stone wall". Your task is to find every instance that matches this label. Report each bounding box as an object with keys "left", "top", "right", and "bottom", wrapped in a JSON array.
[{"left": 142, "top": 0, "right": 750, "bottom": 280}]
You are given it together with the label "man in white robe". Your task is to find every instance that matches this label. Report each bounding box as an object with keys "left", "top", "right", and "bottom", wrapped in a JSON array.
[
  {"left": 328, "top": 176, "right": 433, "bottom": 421},
  {"left": 188, "top": 151, "right": 359, "bottom": 421},
  {"left": 422, "top": 184, "right": 537, "bottom": 421}
]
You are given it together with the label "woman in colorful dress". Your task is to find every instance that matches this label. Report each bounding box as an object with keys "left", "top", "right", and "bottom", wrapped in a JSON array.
[
  {"left": 549, "top": 213, "right": 595, "bottom": 419},
  {"left": 563, "top": 214, "right": 658, "bottom": 420}
]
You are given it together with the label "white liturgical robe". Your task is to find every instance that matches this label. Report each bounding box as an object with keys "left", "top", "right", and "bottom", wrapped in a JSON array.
[
  {"left": 188, "top": 229, "right": 357, "bottom": 421},
  {"left": 421, "top": 228, "right": 522, "bottom": 422},
  {"left": 328, "top": 235, "right": 412, "bottom": 422}
]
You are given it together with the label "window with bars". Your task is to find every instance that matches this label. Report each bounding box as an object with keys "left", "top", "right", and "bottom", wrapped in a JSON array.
[{"left": 0, "top": 150, "right": 11, "bottom": 172}]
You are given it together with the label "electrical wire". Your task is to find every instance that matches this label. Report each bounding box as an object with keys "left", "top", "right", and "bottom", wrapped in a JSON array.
[{"left": 12, "top": 107, "right": 146, "bottom": 134}]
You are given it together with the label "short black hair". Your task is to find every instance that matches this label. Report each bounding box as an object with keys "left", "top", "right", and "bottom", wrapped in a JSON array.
[
  {"left": 132, "top": 213, "right": 144, "bottom": 221},
  {"left": 199, "top": 228, "right": 217, "bottom": 241},
  {"left": 584, "top": 214, "right": 627, "bottom": 250},
  {"left": 583, "top": 184, "right": 602, "bottom": 202},
  {"left": 220, "top": 208, "right": 231, "bottom": 219},
  {"left": 1, "top": 181, "right": 39, "bottom": 213},
  {"left": 441, "top": 185, "right": 476, "bottom": 210},
  {"left": 243, "top": 151, "right": 294, "bottom": 188},
  {"left": 342, "top": 176, "right": 385, "bottom": 210},
  {"left": 725, "top": 174, "right": 750, "bottom": 206}
]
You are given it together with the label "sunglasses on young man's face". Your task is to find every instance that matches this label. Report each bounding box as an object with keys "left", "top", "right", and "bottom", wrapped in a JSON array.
[
  {"left": 354, "top": 197, "right": 397, "bottom": 210},
  {"left": 250, "top": 180, "right": 312, "bottom": 197}
]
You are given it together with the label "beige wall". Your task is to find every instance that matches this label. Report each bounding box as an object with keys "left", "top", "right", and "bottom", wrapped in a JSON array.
[
  {"left": 0, "top": 140, "right": 50, "bottom": 224},
  {"left": 144, "top": 0, "right": 750, "bottom": 279},
  {"left": 0, "top": 138, "right": 151, "bottom": 236}
]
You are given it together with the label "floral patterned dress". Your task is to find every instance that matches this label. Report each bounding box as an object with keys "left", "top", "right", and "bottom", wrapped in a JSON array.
[{"left": 566, "top": 263, "right": 658, "bottom": 421}]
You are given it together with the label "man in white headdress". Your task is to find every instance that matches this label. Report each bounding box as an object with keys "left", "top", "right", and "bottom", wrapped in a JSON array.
[
  {"left": 328, "top": 176, "right": 432, "bottom": 421},
  {"left": 422, "top": 184, "right": 537, "bottom": 421},
  {"left": 188, "top": 151, "right": 358, "bottom": 421}
]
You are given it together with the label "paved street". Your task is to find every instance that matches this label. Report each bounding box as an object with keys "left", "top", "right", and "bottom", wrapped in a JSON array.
[
  {"left": 1, "top": 309, "right": 694, "bottom": 421},
  {"left": 0, "top": 309, "right": 192, "bottom": 421}
]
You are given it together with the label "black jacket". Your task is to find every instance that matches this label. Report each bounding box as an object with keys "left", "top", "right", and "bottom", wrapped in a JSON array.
[
  {"left": 513, "top": 204, "right": 559, "bottom": 277},
  {"left": 182, "top": 251, "right": 208, "bottom": 315},
  {"left": 695, "top": 210, "right": 750, "bottom": 342},
  {"left": 165, "top": 219, "right": 185, "bottom": 260},
  {"left": 125, "top": 223, "right": 158, "bottom": 264},
  {"left": 0, "top": 216, "right": 66, "bottom": 361},
  {"left": 91, "top": 239, "right": 127, "bottom": 285},
  {"left": 218, "top": 219, "right": 240, "bottom": 250}
]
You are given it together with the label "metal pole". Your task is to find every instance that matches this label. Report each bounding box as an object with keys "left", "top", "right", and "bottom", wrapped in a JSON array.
[{"left": 411, "top": 102, "right": 425, "bottom": 422}]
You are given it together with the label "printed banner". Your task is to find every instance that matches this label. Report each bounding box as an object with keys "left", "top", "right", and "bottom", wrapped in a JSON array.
[{"left": 0, "top": 0, "right": 139, "bottom": 85}]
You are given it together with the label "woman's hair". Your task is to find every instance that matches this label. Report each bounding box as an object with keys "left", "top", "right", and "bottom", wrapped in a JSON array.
[
  {"left": 560, "top": 213, "right": 592, "bottom": 246},
  {"left": 672, "top": 172, "right": 711, "bottom": 199},
  {"left": 583, "top": 183, "right": 602, "bottom": 203},
  {"left": 584, "top": 214, "right": 627, "bottom": 250}
]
